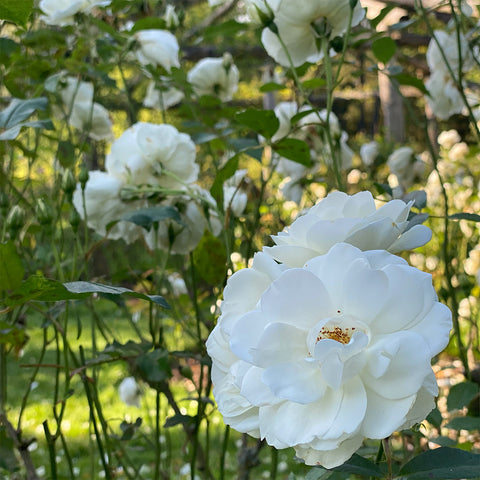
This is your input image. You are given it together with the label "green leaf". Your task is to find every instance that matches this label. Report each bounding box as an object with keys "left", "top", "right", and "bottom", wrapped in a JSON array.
[
  {"left": 272, "top": 138, "right": 312, "bottom": 166},
  {"left": 0, "top": 242, "right": 24, "bottom": 293},
  {"left": 449, "top": 212, "right": 480, "bottom": 222},
  {"left": 305, "top": 467, "right": 333, "bottom": 480},
  {"left": 0, "top": 37, "right": 20, "bottom": 66},
  {"left": 447, "top": 381, "right": 480, "bottom": 411},
  {"left": 164, "top": 414, "right": 196, "bottom": 428},
  {"left": 193, "top": 231, "right": 227, "bottom": 285},
  {"left": 426, "top": 407, "right": 443, "bottom": 429},
  {"left": 372, "top": 37, "right": 397, "bottom": 64},
  {"left": 0, "top": 119, "right": 54, "bottom": 141},
  {"left": 0, "top": 0, "right": 33, "bottom": 27},
  {"left": 398, "top": 447, "right": 480, "bottom": 479},
  {"left": 0, "top": 427, "right": 19, "bottom": 472},
  {"left": 301, "top": 78, "right": 326, "bottom": 89},
  {"left": 0, "top": 97, "right": 48, "bottom": 129},
  {"left": 210, "top": 154, "right": 240, "bottom": 204},
  {"left": 0, "top": 319, "right": 26, "bottom": 348},
  {"left": 236, "top": 108, "right": 279, "bottom": 139},
  {"left": 135, "top": 349, "right": 171, "bottom": 383},
  {"left": 403, "top": 190, "right": 427, "bottom": 209},
  {"left": 392, "top": 73, "right": 428, "bottom": 95},
  {"left": 122, "top": 206, "right": 183, "bottom": 231},
  {"left": 130, "top": 17, "right": 167, "bottom": 33},
  {"left": 331, "top": 454, "right": 384, "bottom": 477},
  {"left": 374, "top": 182, "right": 393, "bottom": 197},
  {"left": 445, "top": 416, "right": 480, "bottom": 431},
  {"left": 429, "top": 436, "right": 458, "bottom": 447},
  {"left": 203, "top": 19, "right": 246, "bottom": 39},
  {"left": 5, "top": 275, "right": 169, "bottom": 308},
  {"left": 259, "top": 82, "right": 286, "bottom": 92}
]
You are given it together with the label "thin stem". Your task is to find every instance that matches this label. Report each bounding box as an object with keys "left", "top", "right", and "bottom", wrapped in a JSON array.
[{"left": 220, "top": 425, "right": 230, "bottom": 480}]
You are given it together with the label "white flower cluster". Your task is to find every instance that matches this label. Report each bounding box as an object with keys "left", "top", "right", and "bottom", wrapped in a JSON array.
[
  {"left": 425, "top": 30, "right": 473, "bottom": 120},
  {"left": 207, "top": 190, "right": 451, "bottom": 468},
  {"left": 39, "top": 0, "right": 111, "bottom": 26},
  {"left": 57, "top": 76, "right": 113, "bottom": 141},
  {"left": 246, "top": 0, "right": 365, "bottom": 67},
  {"left": 73, "top": 122, "right": 220, "bottom": 253}
]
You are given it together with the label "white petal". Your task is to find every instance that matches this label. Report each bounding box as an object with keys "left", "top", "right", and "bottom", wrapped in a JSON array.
[
  {"left": 388, "top": 224, "right": 432, "bottom": 253},
  {"left": 230, "top": 311, "right": 269, "bottom": 363},
  {"left": 240, "top": 366, "right": 282, "bottom": 406},
  {"left": 262, "top": 244, "right": 320, "bottom": 267}
]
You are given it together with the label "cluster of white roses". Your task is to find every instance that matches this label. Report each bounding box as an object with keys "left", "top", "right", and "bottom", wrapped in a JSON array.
[
  {"left": 425, "top": 29, "right": 474, "bottom": 120},
  {"left": 72, "top": 122, "right": 222, "bottom": 254},
  {"left": 207, "top": 190, "right": 452, "bottom": 468}
]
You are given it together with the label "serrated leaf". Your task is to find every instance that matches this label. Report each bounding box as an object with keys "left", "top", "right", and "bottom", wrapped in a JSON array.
[
  {"left": 447, "top": 381, "right": 479, "bottom": 411},
  {"left": 5, "top": 275, "right": 169, "bottom": 308},
  {"left": 236, "top": 108, "right": 279, "bottom": 139},
  {"left": 445, "top": 416, "right": 480, "bottom": 431},
  {"left": 398, "top": 447, "right": 480, "bottom": 479},
  {"left": 122, "top": 206, "right": 183, "bottom": 232},
  {"left": 0, "top": 97, "right": 48, "bottom": 129},
  {"left": 449, "top": 212, "right": 480, "bottom": 222},
  {"left": 0, "top": 0, "right": 33, "bottom": 27},
  {"left": 372, "top": 37, "right": 397, "bottom": 64},
  {"left": 331, "top": 454, "right": 384, "bottom": 477},
  {"left": 272, "top": 138, "right": 311, "bottom": 166},
  {"left": 0, "top": 242, "right": 24, "bottom": 293}
]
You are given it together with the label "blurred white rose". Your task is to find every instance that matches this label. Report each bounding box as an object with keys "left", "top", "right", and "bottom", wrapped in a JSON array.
[
  {"left": 143, "top": 80, "right": 184, "bottom": 110},
  {"left": 437, "top": 129, "right": 461, "bottom": 150},
  {"left": 264, "top": 191, "right": 432, "bottom": 267},
  {"left": 387, "top": 146, "right": 424, "bottom": 188},
  {"left": 72, "top": 171, "right": 145, "bottom": 243},
  {"left": 187, "top": 54, "right": 239, "bottom": 101},
  {"left": 465, "top": 245, "right": 480, "bottom": 277},
  {"left": 426, "top": 71, "right": 465, "bottom": 120},
  {"left": 360, "top": 141, "right": 380, "bottom": 167},
  {"left": 426, "top": 30, "right": 473, "bottom": 75},
  {"left": 105, "top": 122, "right": 199, "bottom": 189},
  {"left": 167, "top": 273, "right": 188, "bottom": 297},
  {"left": 224, "top": 169, "right": 248, "bottom": 217},
  {"left": 133, "top": 29, "right": 180, "bottom": 72},
  {"left": 39, "top": 0, "right": 111, "bottom": 25},
  {"left": 164, "top": 4, "right": 179, "bottom": 28},
  {"left": 249, "top": 0, "right": 365, "bottom": 67},
  {"left": 207, "top": 243, "right": 451, "bottom": 468},
  {"left": 449, "top": 142, "right": 469, "bottom": 161},
  {"left": 119, "top": 377, "right": 141, "bottom": 407}
]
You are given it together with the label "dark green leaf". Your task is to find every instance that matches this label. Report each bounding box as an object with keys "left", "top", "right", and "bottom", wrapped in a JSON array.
[
  {"left": 5, "top": 275, "right": 169, "bottom": 308},
  {"left": 130, "top": 17, "right": 167, "bottom": 33},
  {"left": 429, "top": 436, "right": 458, "bottom": 447},
  {"left": 331, "top": 454, "right": 384, "bottom": 477},
  {"left": 0, "top": 0, "right": 33, "bottom": 27},
  {"left": 193, "top": 231, "right": 227, "bottom": 285},
  {"left": 305, "top": 467, "right": 333, "bottom": 480},
  {"left": 259, "top": 82, "right": 286, "bottom": 92},
  {"left": 135, "top": 349, "right": 171, "bottom": 383},
  {"left": 119, "top": 418, "right": 142, "bottom": 441},
  {"left": 164, "top": 414, "right": 196, "bottom": 428},
  {"left": 0, "top": 37, "right": 20, "bottom": 66},
  {"left": 447, "top": 381, "right": 480, "bottom": 411},
  {"left": 122, "top": 206, "right": 183, "bottom": 231},
  {"left": 449, "top": 213, "right": 480, "bottom": 222},
  {"left": 0, "top": 97, "right": 48, "bottom": 129},
  {"left": 445, "top": 416, "right": 480, "bottom": 431},
  {"left": 210, "top": 154, "right": 240, "bottom": 203},
  {"left": 426, "top": 407, "right": 443, "bottom": 429},
  {"left": 101, "top": 340, "right": 153, "bottom": 358},
  {"left": 0, "top": 242, "right": 24, "bottom": 293},
  {"left": 393, "top": 73, "right": 428, "bottom": 95},
  {"left": 374, "top": 183, "right": 393, "bottom": 197},
  {"left": 236, "top": 108, "right": 279, "bottom": 139},
  {"left": 272, "top": 138, "right": 312, "bottom": 166},
  {"left": 398, "top": 447, "right": 480, "bottom": 479},
  {"left": 203, "top": 19, "right": 246, "bottom": 39},
  {"left": 301, "top": 78, "right": 327, "bottom": 89},
  {"left": 372, "top": 37, "right": 397, "bottom": 64},
  {"left": 370, "top": 5, "right": 395, "bottom": 29},
  {"left": 403, "top": 190, "right": 427, "bottom": 209},
  {"left": 0, "top": 427, "right": 19, "bottom": 472}
]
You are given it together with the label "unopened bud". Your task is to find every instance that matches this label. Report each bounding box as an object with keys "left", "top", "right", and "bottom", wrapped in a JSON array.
[
  {"left": 6, "top": 205, "right": 25, "bottom": 237},
  {"left": 62, "top": 170, "right": 76, "bottom": 200},
  {"left": 35, "top": 198, "right": 54, "bottom": 226},
  {"left": 78, "top": 164, "right": 90, "bottom": 190},
  {"left": 69, "top": 208, "right": 81, "bottom": 232}
]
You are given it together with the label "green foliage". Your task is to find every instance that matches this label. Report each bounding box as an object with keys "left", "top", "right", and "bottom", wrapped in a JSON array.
[
  {"left": 272, "top": 138, "right": 312, "bottom": 166},
  {"left": 0, "top": 0, "right": 33, "bottom": 27},
  {"left": 235, "top": 108, "right": 280, "bottom": 139},
  {"left": 0, "top": 242, "right": 24, "bottom": 293},
  {"left": 447, "top": 381, "right": 480, "bottom": 411},
  {"left": 193, "top": 231, "right": 227, "bottom": 285},
  {"left": 371, "top": 37, "right": 397, "bottom": 64}
]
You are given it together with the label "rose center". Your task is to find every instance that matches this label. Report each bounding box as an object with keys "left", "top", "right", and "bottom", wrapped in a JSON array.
[{"left": 316, "top": 326, "right": 356, "bottom": 345}]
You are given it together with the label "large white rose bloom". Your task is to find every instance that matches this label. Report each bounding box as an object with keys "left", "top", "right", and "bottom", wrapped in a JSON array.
[
  {"left": 105, "top": 122, "right": 199, "bottom": 189},
  {"left": 264, "top": 191, "right": 432, "bottom": 267},
  {"left": 72, "top": 171, "right": 145, "bottom": 243},
  {"left": 207, "top": 243, "right": 452, "bottom": 468},
  {"left": 248, "top": 0, "right": 365, "bottom": 67},
  {"left": 133, "top": 29, "right": 180, "bottom": 72},
  {"left": 39, "top": 0, "right": 111, "bottom": 25},
  {"left": 187, "top": 54, "right": 239, "bottom": 102},
  {"left": 59, "top": 77, "right": 113, "bottom": 141}
]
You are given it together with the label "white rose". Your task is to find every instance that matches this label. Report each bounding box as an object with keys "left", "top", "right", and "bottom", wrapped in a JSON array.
[
  {"left": 224, "top": 169, "right": 248, "bottom": 217},
  {"left": 449, "top": 142, "right": 469, "bottom": 161},
  {"left": 105, "top": 122, "right": 199, "bottom": 189},
  {"left": 118, "top": 377, "right": 141, "bottom": 407},
  {"left": 255, "top": 0, "right": 365, "bottom": 67},
  {"left": 426, "top": 30, "right": 473, "bottom": 75},
  {"left": 133, "top": 29, "right": 180, "bottom": 72},
  {"left": 426, "top": 71, "right": 465, "bottom": 120},
  {"left": 143, "top": 80, "right": 184, "bottom": 110},
  {"left": 207, "top": 243, "right": 452, "bottom": 468},
  {"left": 72, "top": 171, "right": 144, "bottom": 243},
  {"left": 167, "top": 273, "right": 188, "bottom": 296},
  {"left": 164, "top": 4, "right": 179, "bottom": 29},
  {"left": 39, "top": 0, "right": 111, "bottom": 25},
  {"left": 264, "top": 191, "right": 432, "bottom": 267},
  {"left": 360, "top": 141, "right": 379, "bottom": 167},
  {"left": 464, "top": 245, "right": 480, "bottom": 277},
  {"left": 387, "top": 146, "right": 421, "bottom": 188},
  {"left": 437, "top": 129, "right": 461, "bottom": 150},
  {"left": 187, "top": 54, "right": 239, "bottom": 102}
]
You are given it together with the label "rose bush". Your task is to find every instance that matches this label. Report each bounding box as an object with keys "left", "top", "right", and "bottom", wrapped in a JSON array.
[
  {"left": 264, "top": 191, "right": 432, "bottom": 267},
  {"left": 207, "top": 243, "right": 452, "bottom": 468}
]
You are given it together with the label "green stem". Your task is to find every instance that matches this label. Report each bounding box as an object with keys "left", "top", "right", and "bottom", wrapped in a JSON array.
[
  {"left": 43, "top": 421, "right": 58, "bottom": 480},
  {"left": 220, "top": 425, "right": 230, "bottom": 480}
]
